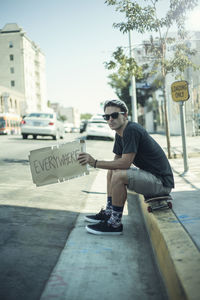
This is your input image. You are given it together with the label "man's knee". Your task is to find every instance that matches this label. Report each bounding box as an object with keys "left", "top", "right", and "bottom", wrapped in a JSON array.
[
  {"left": 107, "top": 170, "right": 113, "bottom": 182},
  {"left": 111, "top": 170, "right": 127, "bottom": 185}
]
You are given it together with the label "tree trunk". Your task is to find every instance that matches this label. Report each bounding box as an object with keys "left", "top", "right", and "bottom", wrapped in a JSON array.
[
  {"left": 163, "top": 82, "right": 172, "bottom": 159},
  {"left": 162, "top": 42, "right": 172, "bottom": 159}
]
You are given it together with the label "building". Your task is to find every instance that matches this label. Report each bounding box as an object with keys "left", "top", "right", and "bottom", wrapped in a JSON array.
[
  {"left": 0, "top": 23, "right": 47, "bottom": 116},
  {"left": 0, "top": 85, "right": 25, "bottom": 115},
  {"left": 134, "top": 32, "right": 200, "bottom": 136},
  {"left": 165, "top": 31, "right": 200, "bottom": 136},
  {"left": 50, "top": 102, "right": 80, "bottom": 128}
]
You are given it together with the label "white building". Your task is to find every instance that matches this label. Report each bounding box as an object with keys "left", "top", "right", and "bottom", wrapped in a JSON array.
[
  {"left": 134, "top": 32, "right": 200, "bottom": 135},
  {"left": 165, "top": 31, "right": 200, "bottom": 135},
  {"left": 60, "top": 106, "right": 80, "bottom": 128},
  {"left": 0, "top": 85, "right": 25, "bottom": 115},
  {"left": 50, "top": 102, "right": 80, "bottom": 127},
  {"left": 0, "top": 23, "right": 47, "bottom": 116}
]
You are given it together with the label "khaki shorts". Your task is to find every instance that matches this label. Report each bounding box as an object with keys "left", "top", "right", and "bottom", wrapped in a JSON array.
[{"left": 127, "top": 167, "right": 172, "bottom": 198}]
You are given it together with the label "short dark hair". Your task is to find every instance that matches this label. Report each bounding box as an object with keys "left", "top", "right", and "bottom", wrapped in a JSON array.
[{"left": 103, "top": 99, "right": 128, "bottom": 113}]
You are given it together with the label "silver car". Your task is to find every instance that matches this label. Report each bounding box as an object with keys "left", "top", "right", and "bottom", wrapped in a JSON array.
[
  {"left": 21, "top": 112, "right": 65, "bottom": 140},
  {"left": 86, "top": 115, "right": 115, "bottom": 140}
]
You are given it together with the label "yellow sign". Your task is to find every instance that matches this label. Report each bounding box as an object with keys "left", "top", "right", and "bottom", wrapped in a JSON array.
[{"left": 171, "top": 81, "right": 189, "bottom": 102}]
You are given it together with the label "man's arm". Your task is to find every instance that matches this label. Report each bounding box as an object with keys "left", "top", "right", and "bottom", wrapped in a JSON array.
[{"left": 78, "top": 152, "right": 135, "bottom": 170}]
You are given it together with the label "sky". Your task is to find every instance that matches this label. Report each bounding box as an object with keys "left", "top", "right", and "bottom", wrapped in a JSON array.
[{"left": 1, "top": 0, "right": 200, "bottom": 114}]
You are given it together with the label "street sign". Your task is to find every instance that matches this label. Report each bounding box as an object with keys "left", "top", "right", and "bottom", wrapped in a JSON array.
[
  {"left": 171, "top": 80, "right": 189, "bottom": 172},
  {"left": 171, "top": 81, "right": 189, "bottom": 102}
]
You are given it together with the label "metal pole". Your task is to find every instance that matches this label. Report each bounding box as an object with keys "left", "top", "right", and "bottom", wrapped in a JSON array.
[
  {"left": 179, "top": 101, "right": 189, "bottom": 173},
  {"left": 128, "top": 31, "right": 137, "bottom": 122},
  {"left": 190, "top": 79, "right": 196, "bottom": 136}
]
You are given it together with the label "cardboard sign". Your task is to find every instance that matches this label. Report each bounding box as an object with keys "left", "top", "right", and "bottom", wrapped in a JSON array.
[{"left": 29, "top": 140, "right": 89, "bottom": 187}]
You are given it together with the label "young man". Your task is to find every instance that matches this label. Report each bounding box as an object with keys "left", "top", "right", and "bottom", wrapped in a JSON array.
[{"left": 78, "top": 100, "right": 174, "bottom": 235}]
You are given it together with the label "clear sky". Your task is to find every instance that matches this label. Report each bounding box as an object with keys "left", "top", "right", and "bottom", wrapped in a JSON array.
[{"left": 1, "top": 0, "right": 200, "bottom": 115}]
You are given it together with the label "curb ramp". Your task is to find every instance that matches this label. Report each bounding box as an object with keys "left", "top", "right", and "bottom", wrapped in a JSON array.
[{"left": 137, "top": 193, "right": 200, "bottom": 300}]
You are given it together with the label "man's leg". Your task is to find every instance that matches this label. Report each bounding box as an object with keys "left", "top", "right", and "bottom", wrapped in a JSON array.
[
  {"left": 84, "top": 170, "right": 113, "bottom": 223},
  {"left": 106, "top": 170, "right": 113, "bottom": 214},
  {"left": 110, "top": 170, "right": 128, "bottom": 207},
  {"left": 86, "top": 170, "right": 128, "bottom": 235},
  {"left": 107, "top": 170, "right": 128, "bottom": 228},
  {"left": 127, "top": 167, "right": 172, "bottom": 198}
]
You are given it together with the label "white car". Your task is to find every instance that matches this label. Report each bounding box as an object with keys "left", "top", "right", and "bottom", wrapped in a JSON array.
[
  {"left": 86, "top": 115, "right": 115, "bottom": 140},
  {"left": 21, "top": 112, "right": 65, "bottom": 140},
  {"left": 64, "top": 122, "right": 73, "bottom": 133}
]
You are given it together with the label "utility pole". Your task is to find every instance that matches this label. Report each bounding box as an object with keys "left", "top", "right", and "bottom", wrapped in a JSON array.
[
  {"left": 128, "top": 31, "right": 138, "bottom": 122},
  {"left": 180, "top": 101, "right": 189, "bottom": 173},
  {"left": 171, "top": 80, "right": 190, "bottom": 174}
]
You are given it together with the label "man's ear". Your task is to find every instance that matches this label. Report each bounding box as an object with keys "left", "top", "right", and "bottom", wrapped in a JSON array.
[{"left": 124, "top": 112, "right": 128, "bottom": 120}]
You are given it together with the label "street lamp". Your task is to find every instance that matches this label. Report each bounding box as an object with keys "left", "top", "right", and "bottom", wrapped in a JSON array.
[{"left": 128, "top": 30, "right": 138, "bottom": 122}]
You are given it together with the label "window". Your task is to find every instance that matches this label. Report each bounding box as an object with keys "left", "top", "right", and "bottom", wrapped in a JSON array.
[
  {"left": 11, "top": 81, "right": 15, "bottom": 87},
  {"left": 10, "top": 54, "right": 14, "bottom": 61},
  {"left": 9, "top": 42, "right": 13, "bottom": 48},
  {"left": 0, "top": 118, "right": 6, "bottom": 129},
  {"left": 10, "top": 67, "right": 14, "bottom": 74}
]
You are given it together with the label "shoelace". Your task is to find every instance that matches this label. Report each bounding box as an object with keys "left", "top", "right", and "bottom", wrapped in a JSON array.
[{"left": 96, "top": 209, "right": 105, "bottom": 217}]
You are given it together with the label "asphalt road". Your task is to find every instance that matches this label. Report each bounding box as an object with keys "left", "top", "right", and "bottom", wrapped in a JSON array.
[{"left": 0, "top": 133, "right": 114, "bottom": 300}]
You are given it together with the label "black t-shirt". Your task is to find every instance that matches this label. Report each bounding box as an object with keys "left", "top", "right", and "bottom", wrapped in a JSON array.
[{"left": 113, "top": 122, "right": 174, "bottom": 188}]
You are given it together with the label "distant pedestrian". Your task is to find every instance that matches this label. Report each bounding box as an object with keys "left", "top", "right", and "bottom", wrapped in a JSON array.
[{"left": 78, "top": 99, "right": 174, "bottom": 235}]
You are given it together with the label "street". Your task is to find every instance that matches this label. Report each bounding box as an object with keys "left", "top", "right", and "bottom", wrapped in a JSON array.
[
  {"left": 1, "top": 133, "right": 200, "bottom": 300},
  {"left": 0, "top": 134, "right": 114, "bottom": 300}
]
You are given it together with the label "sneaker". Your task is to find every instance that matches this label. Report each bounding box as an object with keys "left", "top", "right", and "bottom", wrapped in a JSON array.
[
  {"left": 84, "top": 209, "right": 110, "bottom": 224},
  {"left": 86, "top": 221, "right": 123, "bottom": 235}
]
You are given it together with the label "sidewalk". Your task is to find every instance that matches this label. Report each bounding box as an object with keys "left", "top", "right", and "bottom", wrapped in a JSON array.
[
  {"left": 141, "top": 133, "right": 200, "bottom": 299},
  {"left": 151, "top": 133, "right": 200, "bottom": 250},
  {"left": 40, "top": 169, "right": 168, "bottom": 300},
  {"left": 40, "top": 134, "right": 200, "bottom": 300}
]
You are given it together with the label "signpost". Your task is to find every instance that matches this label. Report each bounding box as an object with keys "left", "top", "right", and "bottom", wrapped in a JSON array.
[{"left": 171, "top": 81, "right": 190, "bottom": 173}]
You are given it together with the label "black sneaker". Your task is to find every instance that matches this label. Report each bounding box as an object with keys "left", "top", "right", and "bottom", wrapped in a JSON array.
[
  {"left": 84, "top": 209, "right": 111, "bottom": 224},
  {"left": 86, "top": 221, "right": 123, "bottom": 235}
]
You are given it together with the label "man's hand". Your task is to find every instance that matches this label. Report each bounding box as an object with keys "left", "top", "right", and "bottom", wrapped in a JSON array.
[{"left": 78, "top": 152, "right": 96, "bottom": 167}]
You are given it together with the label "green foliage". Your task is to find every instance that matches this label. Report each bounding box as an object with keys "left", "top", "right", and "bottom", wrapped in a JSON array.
[
  {"left": 105, "top": 47, "right": 143, "bottom": 79},
  {"left": 105, "top": 0, "right": 199, "bottom": 157},
  {"left": 105, "top": 47, "right": 147, "bottom": 111},
  {"left": 80, "top": 113, "right": 92, "bottom": 120},
  {"left": 105, "top": 0, "right": 198, "bottom": 33},
  {"left": 58, "top": 115, "right": 67, "bottom": 122},
  {"left": 105, "top": 0, "right": 199, "bottom": 99}
]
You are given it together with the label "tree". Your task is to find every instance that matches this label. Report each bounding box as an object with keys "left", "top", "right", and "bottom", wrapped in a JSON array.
[
  {"left": 58, "top": 115, "right": 67, "bottom": 122},
  {"left": 81, "top": 113, "right": 92, "bottom": 120},
  {"left": 105, "top": 0, "right": 198, "bottom": 158},
  {"left": 104, "top": 46, "right": 145, "bottom": 114}
]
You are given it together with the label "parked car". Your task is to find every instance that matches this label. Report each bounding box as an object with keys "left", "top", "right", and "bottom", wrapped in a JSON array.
[
  {"left": 64, "top": 122, "right": 73, "bottom": 133},
  {"left": 71, "top": 127, "right": 80, "bottom": 133},
  {"left": 21, "top": 112, "right": 65, "bottom": 140},
  {"left": 80, "top": 120, "right": 88, "bottom": 133},
  {"left": 86, "top": 115, "right": 115, "bottom": 140}
]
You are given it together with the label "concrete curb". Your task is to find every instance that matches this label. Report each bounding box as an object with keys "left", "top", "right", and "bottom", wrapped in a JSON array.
[{"left": 136, "top": 193, "right": 200, "bottom": 300}]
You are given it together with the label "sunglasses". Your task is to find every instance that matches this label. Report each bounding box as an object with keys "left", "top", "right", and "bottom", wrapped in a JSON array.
[{"left": 102, "top": 112, "right": 125, "bottom": 121}]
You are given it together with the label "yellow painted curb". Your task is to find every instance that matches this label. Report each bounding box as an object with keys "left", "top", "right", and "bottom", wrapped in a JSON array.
[{"left": 138, "top": 194, "right": 200, "bottom": 300}]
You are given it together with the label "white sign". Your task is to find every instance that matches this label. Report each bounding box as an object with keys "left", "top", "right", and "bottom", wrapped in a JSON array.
[{"left": 29, "top": 140, "right": 88, "bottom": 187}]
